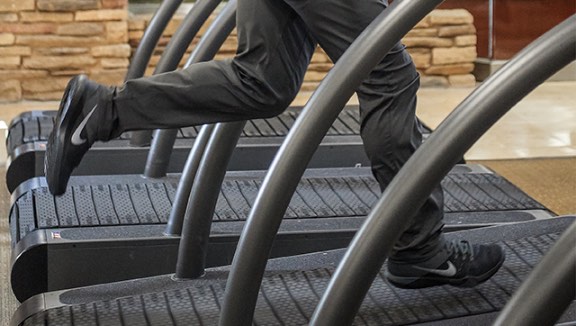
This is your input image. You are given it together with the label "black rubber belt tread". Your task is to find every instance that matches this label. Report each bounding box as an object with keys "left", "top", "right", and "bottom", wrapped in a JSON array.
[
  {"left": 147, "top": 183, "right": 172, "bottom": 223},
  {"left": 331, "top": 115, "right": 355, "bottom": 135},
  {"left": 242, "top": 120, "right": 261, "bottom": 137},
  {"left": 38, "top": 115, "right": 54, "bottom": 141},
  {"left": 15, "top": 192, "right": 35, "bottom": 245},
  {"left": 243, "top": 179, "right": 301, "bottom": 217},
  {"left": 34, "top": 188, "right": 58, "bottom": 228},
  {"left": 54, "top": 190, "right": 79, "bottom": 226},
  {"left": 21, "top": 233, "right": 557, "bottom": 326},
  {"left": 338, "top": 110, "right": 361, "bottom": 134},
  {"left": 117, "top": 131, "right": 131, "bottom": 140},
  {"left": 480, "top": 174, "right": 545, "bottom": 209},
  {"left": 295, "top": 179, "right": 337, "bottom": 217},
  {"left": 164, "top": 182, "right": 178, "bottom": 203},
  {"left": 472, "top": 173, "right": 530, "bottom": 210},
  {"left": 284, "top": 186, "right": 316, "bottom": 218},
  {"left": 450, "top": 173, "right": 500, "bottom": 209},
  {"left": 72, "top": 185, "right": 99, "bottom": 226},
  {"left": 276, "top": 112, "right": 296, "bottom": 131},
  {"left": 265, "top": 116, "right": 289, "bottom": 135},
  {"left": 346, "top": 108, "right": 362, "bottom": 125},
  {"left": 9, "top": 208, "right": 18, "bottom": 247},
  {"left": 213, "top": 188, "right": 237, "bottom": 221},
  {"left": 129, "top": 183, "right": 159, "bottom": 224},
  {"left": 110, "top": 184, "right": 139, "bottom": 225},
  {"left": 221, "top": 180, "right": 252, "bottom": 218},
  {"left": 92, "top": 184, "right": 119, "bottom": 225},
  {"left": 327, "top": 177, "right": 371, "bottom": 215},
  {"left": 14, "top": 172, "right": 548, "bottom": 243},
  {"left": 442, "top": 174, "right": 491, "bottom": 212},
  {"left": 7, "top": 107, "right": 365, "bottom": 155},
  {"left": 22, "top": 117, "right": 40, "bottom": 143},
  {"left": 251, "top": 118, "right": 276, "bottom": 137},
  {"left": 309, "top": 178, "right": 356, "bottom": 216},
  {"left": 180, "top": 126, "right": 198, "bottom": 138},
  {"left": 439, "top": 173, "right": 542, "bottom": 213},
  {"left": 7, "top": 120, "right": 24, "bottom": 155},
  {"left": 342, "top": 177, "right": 379, "bottom": 213}
]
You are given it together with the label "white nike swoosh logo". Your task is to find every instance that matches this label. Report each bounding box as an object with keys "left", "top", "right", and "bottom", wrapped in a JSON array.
[
  {"left": 413, "top": 261, "right": 458, "bottom": 277},
  {"left": 71, "top": 105, "right": 97, "bottom": 146}
]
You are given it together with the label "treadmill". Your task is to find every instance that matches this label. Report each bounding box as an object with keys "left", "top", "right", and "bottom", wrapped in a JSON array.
[
  {"left": 4, "top": 0, "right": 560, "bottom": 304},
  {"left": 6, "top": 104, "right": 370, "bottom": 192},
  {"left": 11, "top": 217, "right": 576, "bottom": 326},
  {"left": 3, "top": 0, "right": 372, "bottom": 193},
  {"left": 10, "top": 5, "right": 576, "bottom": 325},
  {"left": 9, "top": 164, "right": 552, "bottom": 301},
  {"left": 6, "top": 0, "right": 474, "bottom": 303},
  {"left": 7, "top": 2, "right": 550, "bottom": 301}
]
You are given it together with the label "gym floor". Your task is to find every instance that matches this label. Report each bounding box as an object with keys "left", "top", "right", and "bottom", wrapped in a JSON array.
[{"left": 0, "top": 80, "right": 574, "bottom": 325}]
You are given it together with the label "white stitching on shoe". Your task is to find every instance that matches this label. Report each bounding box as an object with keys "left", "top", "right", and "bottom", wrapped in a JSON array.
[{"left": 71, "top": 105, "right": 97, "bottom": 146}]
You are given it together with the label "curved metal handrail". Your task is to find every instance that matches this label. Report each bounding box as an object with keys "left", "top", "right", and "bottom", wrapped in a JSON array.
[
  {"left": 143, "top": 1, "right": 236, "bottom": 179},
  {"left": 130, "top": 0, "right": 223, "bottom": 148},
  {"left": 174, "top": 121, "right": 245, "bottom": 278},
  {"left": 218, "top": 0, "right": 445, "bottom": 325},
  {"left": 164, "top": 124, "right": 215, "bottom": 235},
  {"left": 310, "top": 14, "right": 576, "bottom": 325},
  {"left": 124, "top": 0, "right": 183, "bottom": 82},
  {"left": 157, "top": 0, "right": 237, "bottom": 236}
]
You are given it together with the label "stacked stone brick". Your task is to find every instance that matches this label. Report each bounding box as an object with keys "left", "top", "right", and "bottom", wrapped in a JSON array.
[
  {"left": 129, "top": 8, "right": 477, "bottom": 93},
  {"left": 405, "top": 9, "right": 477, "bottom": 87},
  {"left": 0, "top": 0, "right": 131, "bottom": 101},
  {"left": 0, "top": 3, "right": 476, "bottom": 102}
]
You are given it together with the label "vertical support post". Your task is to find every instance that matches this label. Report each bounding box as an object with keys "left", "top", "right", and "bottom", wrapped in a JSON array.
[{"left": 217, "top": 1, "right": 445, "bottom": 325}]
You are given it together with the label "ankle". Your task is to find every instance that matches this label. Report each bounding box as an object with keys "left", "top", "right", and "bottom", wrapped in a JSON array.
[{"left": 390, "top": 235, "right": 447, "bottom": 264}]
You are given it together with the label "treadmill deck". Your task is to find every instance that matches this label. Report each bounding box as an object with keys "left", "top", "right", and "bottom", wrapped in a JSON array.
[{"left": 13, "top": 216, "right": 575, "bottom": 326}]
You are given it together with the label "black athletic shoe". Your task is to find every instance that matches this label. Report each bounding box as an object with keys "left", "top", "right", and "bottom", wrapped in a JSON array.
[
  {"left": 45, "top": 75, "right": 102, "bottom": 196},
  {"left": 386, "top": 240, "right": 505, "bottom": 289}
]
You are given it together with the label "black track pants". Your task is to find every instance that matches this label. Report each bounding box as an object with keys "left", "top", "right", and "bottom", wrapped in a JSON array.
[{"left": 106, "top": 0, "right": 445, "bottom": 261}]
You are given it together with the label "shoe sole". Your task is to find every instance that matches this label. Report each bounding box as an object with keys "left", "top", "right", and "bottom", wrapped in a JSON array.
[
  {"left": 45, "top": 75, "right": 87, "bottom": 196},
  {"left": 387, "top": 251, "right": 506, "bottom": 289}
]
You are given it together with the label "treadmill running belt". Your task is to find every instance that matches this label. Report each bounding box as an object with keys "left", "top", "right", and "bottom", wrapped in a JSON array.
[
  {"left": 15, "top": 217, "right": 574, "bottom": 326},
  {"left": 6, "top": 106, "right": 362, "bottom": 156},
  {"left": 10, "top": 168, "right": 546, "bottom": 246},
  {"left": 5, "top": 106, "right": 372, "bottom": 194}
]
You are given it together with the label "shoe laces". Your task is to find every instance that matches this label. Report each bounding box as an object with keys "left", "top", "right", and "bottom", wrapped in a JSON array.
[{"left": 445, "top": 240, "right": 474, "bottom": 261}]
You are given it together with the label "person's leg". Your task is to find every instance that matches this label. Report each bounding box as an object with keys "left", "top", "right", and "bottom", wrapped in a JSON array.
[
  {"left": 287, "top": 0, "right": 444, "bottom": 260},
  {"left": 107, "top": 0, "right": 317, "bottom": 139},
  {"left": 45, "top": 0, "right": 317, "bottom": 195},
  {"left": 287, "top": 0, "right": 504, "bottom": 288}
]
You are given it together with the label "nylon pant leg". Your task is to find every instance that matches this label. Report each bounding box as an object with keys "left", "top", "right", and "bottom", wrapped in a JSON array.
[
  {"left": 101, "top": 0, "right": 316, "bottom": 139},
  {"left": 287, "top": 0, "right": 445, "bottom": 261}
]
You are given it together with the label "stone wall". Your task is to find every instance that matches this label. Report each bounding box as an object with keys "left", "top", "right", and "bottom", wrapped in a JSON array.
[
  {"left": 0, "top": 3, "right": 476, "bottom": 102},
  {"left": 408, "top": 9, "right": 477, "bottom": 87},
  {"left": 129, "top": 8, "right": 477, "bottom": 91},
  {"left": 0, "top": 0, "right": 131, "bottom": 101}
]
